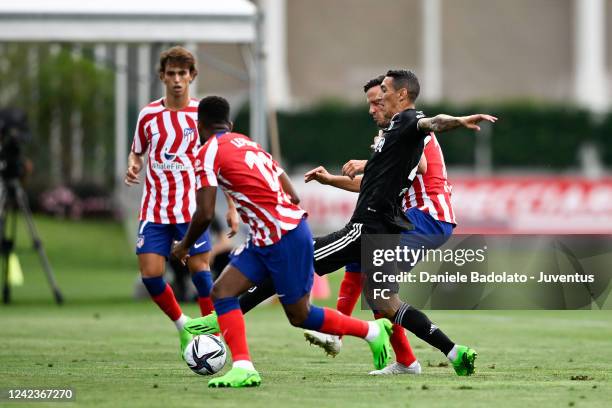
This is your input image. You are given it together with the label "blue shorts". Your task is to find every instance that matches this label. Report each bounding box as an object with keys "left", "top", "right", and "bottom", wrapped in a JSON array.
[
  {"left": 230, "top": 219, "right": 314, "bottom": 305},
  {"left": 345, "top": 207, "right": 454, "bottom": 272},
  {"left": 135, "top": 221, "right": 211, "bottom": 258}
]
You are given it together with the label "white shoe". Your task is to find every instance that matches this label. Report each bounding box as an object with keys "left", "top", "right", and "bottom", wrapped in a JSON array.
[
  {"left": 369, "top": 361, "right": 422, "bottom": 375},
  {"left": 304, "top": 330, "right": 343, "bottom": 357}
]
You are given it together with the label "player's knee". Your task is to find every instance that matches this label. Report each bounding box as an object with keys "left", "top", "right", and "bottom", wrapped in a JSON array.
[
  {"left": 210, "top": 282, "right": 225, "bottom": 301},
  {"left": 187, "top": 253, "right": 210, "bottom": 273},
  {"left": 285, "top": 307, "right": 309, "bottom": 327}
]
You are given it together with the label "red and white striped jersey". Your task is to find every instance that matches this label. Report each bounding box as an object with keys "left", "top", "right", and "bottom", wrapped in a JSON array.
[
  {"left": 402, "top": 133, "right": 456, "bottom": 224},
  {"left": 131, "top": 98, "right": 200, "bottom": 224},
  {"left": 196, "top": 132, "right": 306, "bottom": 246}
]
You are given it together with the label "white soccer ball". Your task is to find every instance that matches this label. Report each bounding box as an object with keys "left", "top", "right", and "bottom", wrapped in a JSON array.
[{"left": 183, "top": 334, "right": 227, "bottom": 375}]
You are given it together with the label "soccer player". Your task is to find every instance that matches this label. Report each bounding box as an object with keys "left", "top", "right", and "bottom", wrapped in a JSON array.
[
  {"left": 172, "top": 96, "right": 394, "bottom": 388},
  {"left": 302, "top": 74, "right": 456, "bottom": 375},
  {"left": 185, "top": 70, "right": 496, "bottom": 376},
  {"left": 124, "top": 46, "right": 238, "bottom": 357}
]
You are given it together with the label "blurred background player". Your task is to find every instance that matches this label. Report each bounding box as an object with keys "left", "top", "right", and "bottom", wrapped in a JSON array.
[
  {"left": 172, "top": 96, "right": 394, "bottom": 388},
  {"left": 124, "top": 46, "right": 237, "bottom": 358},
  {"left": 303, "top": 74, "right": 456, "bottom": 375}
]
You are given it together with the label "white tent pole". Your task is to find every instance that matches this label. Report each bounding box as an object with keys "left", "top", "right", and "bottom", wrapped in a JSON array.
[
  {"left": 184, "top": 42, "right": 199, "bottom": 98},
  {"left": 574, "top": 0, "right": 607, "bottom": 113},
  {"left": 421, "top": 0, "right": 442, "bottom": 102},
  {"left": 261, "top": 0, "right": 290, "bottom": 108},
  {"left": 137, "top": 44, "right": 151, "bottom": 109},
  {"left": 250, "top": 10, "right": 267, "bottom": 150},
  {"left": 115, "top": 44, "right": 128, "bottom": 186}
]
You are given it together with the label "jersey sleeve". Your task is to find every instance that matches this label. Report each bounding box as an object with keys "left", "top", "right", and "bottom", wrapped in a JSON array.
[
  {"left": 131, "top": 110, "right": 150, "bottom": 154},
  {"left": 196, "top": 138, "right": 219, "bottom": 189},
  {"left": 396, "top": 109, "right": 428, "bottom": 141}
]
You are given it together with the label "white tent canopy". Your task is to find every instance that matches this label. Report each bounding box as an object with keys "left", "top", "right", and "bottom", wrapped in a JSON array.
[
  {"left": 0, "top": 0, "right": 257, "bottom": 43},
  {"left": 0, "top": 0, "right": 266, "bottom": 184}
]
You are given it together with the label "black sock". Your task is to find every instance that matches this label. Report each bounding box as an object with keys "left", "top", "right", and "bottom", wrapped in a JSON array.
[
  {"left": 394, "top": 302, "right": 455, "bottom": 356},
  {"left": 238, "top": 277, "right": 276, "bottom": 314}
]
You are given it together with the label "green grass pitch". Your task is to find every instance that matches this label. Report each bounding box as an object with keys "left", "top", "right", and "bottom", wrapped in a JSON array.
[{"left": 0, "top": 217, "right": 610, "bottom": 407}]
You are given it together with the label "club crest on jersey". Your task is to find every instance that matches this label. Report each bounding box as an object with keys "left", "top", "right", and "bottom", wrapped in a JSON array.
[
  {"left": 373, "top": 136, "right": 386, "bottom": 153},
  {"left": 136, "top": 235, "right": 145, "bottom": 249},
  {"left": 184, "top": 128, "right": 196, "bottom": 138}
]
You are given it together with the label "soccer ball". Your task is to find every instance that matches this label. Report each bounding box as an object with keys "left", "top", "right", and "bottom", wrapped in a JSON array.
[{"left": 183, "top": 334, "right": 227, "bottom": 375}]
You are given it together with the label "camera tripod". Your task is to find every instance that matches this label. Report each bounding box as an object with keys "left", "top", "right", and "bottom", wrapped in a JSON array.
[{"left": 0, "top": 178, "right": 63, "bottom": 305}]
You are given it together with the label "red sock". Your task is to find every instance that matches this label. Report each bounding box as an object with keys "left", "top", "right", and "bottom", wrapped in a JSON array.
[
  {"left": 217, "top": 309, "right": 251, "bottom": 362},
  {"left": 336, "top": 271, "right": 363, "bottom": 316},
  {"left": 151, "top": 284, "right": 182, "bottom": 321},
  {"left": 320, "top": 307, "right": 368, "bottom": 338},
  {"left": 198, "top": 297, "right": 215, "bottom": 317},
  {"left": 374, "top": 312, "right": 416, "bottom": 366}
]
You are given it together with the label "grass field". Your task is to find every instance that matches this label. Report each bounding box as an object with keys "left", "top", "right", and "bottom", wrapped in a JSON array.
[{"left": 1, "top": 217, "right": 611, "bottom": 407}]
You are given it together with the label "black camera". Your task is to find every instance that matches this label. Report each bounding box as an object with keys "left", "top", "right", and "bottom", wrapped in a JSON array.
[{"left": 0, "top": 108, "right": 30, "bottom": 181}]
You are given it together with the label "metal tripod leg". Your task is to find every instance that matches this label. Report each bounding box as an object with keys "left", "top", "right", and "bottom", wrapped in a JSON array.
[
  {"left": 12, "top": 181, "right": 63, "bottom": 305},
  {"left": 0, "top": 186, "right": 10, "bottom": 304}
]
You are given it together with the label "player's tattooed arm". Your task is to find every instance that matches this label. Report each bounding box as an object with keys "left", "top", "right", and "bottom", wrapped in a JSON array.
[
  {"left": 224, "top": 192, "right": 239, "bottom": 238},
  {"left": 172, "top": 186, "right": 217, "bottom": 264},
  {"left": 125, "top": 152, "right": 144, "bottom": 186},
  {"left": 279, "top": 172, "right": 301, "bottom": 205},
  {"left": 304, "top": 166, "right": 362, "bottom": 193},
  {"left": 417, "top": 114, "right": 498, "bottom": 133}
]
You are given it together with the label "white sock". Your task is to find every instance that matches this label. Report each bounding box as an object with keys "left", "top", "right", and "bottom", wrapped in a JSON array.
[
  {"left": 174, "top": 314, "right": 188, "bottom": 331},
  {"left": 447, "top": 344, "right": 459, "bottom": 362},
  {"left": 365, "top": 321, "right": 380, "bottom": 342},
  {"left": 233, "top": 360, "right": 256, "bottom": 371}
]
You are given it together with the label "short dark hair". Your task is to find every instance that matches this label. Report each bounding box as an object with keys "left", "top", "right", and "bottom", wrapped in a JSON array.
[
  {"left": 159, "top": 46, "right": 198, "bottom": 78},
  {"left": 198, "top": 96, "right": 230, "bottom": 126},
  {"left": 363, "top": 75, "right": 385, "bottom": 93},
  {"left": 385, "top": 69, "right": 420, "bottom": 102}
]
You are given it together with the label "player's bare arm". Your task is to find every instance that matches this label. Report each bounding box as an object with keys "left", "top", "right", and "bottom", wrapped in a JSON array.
[
  {"left": 304, "top": 166, "right": 362, "bottom": 193},
  {"left": 342, "top": 159, "right": 367, "bottom": 179},
  {"left": 172, "top": 186, "right": 217, "bottom": 264},
  {"left": 279, "top": 172, "right": 301, "bottom": 204},
  {"left": 224, "top": 192, "right": 239, "bottom": 238},
  {"left": 125, "top": 152, "right": 144, "bottom": 186},
  {"left": 417, "top": 114, "right": 498, "bottom": 133}
]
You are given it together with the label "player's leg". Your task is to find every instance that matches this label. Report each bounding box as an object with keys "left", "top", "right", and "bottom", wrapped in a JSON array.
[
  {"left": 136, "top": 221, "right": 190, "bottom": 356},
  {"left": 282, "top": 295, "right": 392, "bottom": 370},
  {"left": 364, "top": 273, "right": 475, "bottom": 375},
  {"left": 239, "top": 277, "right": 276, "bottom": 314},
  {"left": 208, "top": 244, "right": 266, "bottom": 388},
  {"left": 176, "top": 224, "right": 214, "bottom": 317},
  {"left": 337, "top": 264, "right": 419, "bottom": 373},
  {"left": 336, "top": 263, "right": 364, "bottom": 316},
  {"left": 302, "top": 264, "right": 363, "bottom": 357},
  {"left": 269, "top": 218, "right": 392, "bottom": 370},
  {"left": 399, "top": 208, "right": 476, "bottom": 375},
  {"left": 185, "top": 223, "right": 364, "bottom": 336}
]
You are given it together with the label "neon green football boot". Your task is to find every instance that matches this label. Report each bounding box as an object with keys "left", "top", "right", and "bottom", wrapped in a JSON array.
[
  {"left": 367, "top": 319, "right": 393, "bottom": 370},
  {"left": 208, "top": 367, "right": 262, "bottom": 388},
  {"left": 184, "top": 312, "right": 220, "bottom": 335},
  {"left": 451, "top": 345, "right": 477, "bottom": 376}
]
